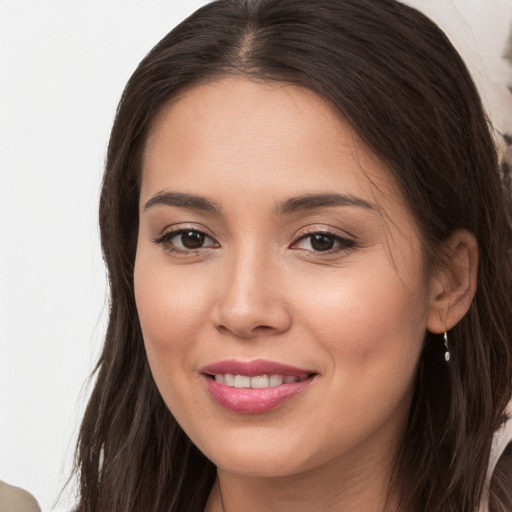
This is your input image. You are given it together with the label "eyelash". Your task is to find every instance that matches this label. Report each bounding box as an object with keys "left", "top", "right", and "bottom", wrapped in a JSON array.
[
  {"left": 153, "top": 227, "right": 356, "bottom": 255},
  {"left": 291, "top": 230, "right": 356, "bottom": 254},
  {"left": 153, "top": 228, "right": 218, "bottom": 254}
]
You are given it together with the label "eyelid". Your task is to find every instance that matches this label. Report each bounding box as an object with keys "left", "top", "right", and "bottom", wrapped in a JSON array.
[
  {"left": 151, "top": 223, "right": 356, "bottom": 255},
  {"left": 152, "top": 224, "right": 220, "bottom": 252},
  {"left": 290, "top": 225, "right": 357, "bottom": 253},
  {"left": 292, "top": 224, "right": 355, "bottom": 241}
]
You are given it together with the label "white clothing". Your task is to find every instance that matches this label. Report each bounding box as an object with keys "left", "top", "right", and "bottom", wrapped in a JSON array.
[
  {"left": 0, "top": 480, "right": 41, "bottom": 512},
  {"left": 478, "top": 397, "right": 512, "bottom": 512}
]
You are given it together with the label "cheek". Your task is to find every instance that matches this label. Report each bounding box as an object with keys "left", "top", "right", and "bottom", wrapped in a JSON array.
[
  {"left": 133, "top": 255, "right": 213, "bottom": 418},
  {"left": 296, "top": 261, "right": 428, "bottom": 378},
  {"left": 287, "top": 266, "right": 427, "bottom": 459},
  {"left": 134, "top": 259, "right": 208, "bottom": 355}
]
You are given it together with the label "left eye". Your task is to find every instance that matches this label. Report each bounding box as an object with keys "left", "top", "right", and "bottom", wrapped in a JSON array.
[
  {"left": 155, "top": 229, "right": 218, "bottom": 250},
  {"left": 293, "top": 232, "right": 354, "bottom": 252}
]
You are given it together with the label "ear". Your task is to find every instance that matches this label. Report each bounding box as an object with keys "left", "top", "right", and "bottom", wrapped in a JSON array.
[{"left": 426, "top": 230, "right": 479, "bottom": 334}]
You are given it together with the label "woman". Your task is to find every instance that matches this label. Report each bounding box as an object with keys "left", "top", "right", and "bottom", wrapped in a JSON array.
[{"left": 74, "top": 0, "right": 512, "bottom": 510}]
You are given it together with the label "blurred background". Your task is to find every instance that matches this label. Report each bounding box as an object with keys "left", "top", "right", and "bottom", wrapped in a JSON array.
[{"left": 1, "top": 1, "right": 511, "bottom": 510}]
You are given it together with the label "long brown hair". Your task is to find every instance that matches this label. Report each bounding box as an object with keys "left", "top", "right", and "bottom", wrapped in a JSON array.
[{"left": 74, "top": 1, "right": 512, "bottom": 510}]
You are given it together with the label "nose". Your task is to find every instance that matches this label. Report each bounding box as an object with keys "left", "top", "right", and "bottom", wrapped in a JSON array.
[{"left": 211, "top": 249, "right": 292, "bottom": 340}]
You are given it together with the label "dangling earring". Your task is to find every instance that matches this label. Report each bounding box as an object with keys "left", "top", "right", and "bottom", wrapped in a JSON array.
[{"left": 443, "top": 331, "right": 451, "bottom": 362}]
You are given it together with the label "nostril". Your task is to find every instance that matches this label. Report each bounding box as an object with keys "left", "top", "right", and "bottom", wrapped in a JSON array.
[
  {"left": 253, "top": 325, "right": 273, "bottom": 332},
  {"left": 212, "top": 296, "right": 292, "bottom": 338},
  {"left": 215, "top": 323, "right": 274, "bottom": 339}
]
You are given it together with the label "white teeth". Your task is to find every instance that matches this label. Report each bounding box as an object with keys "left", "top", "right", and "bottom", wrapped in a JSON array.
[
  {"left": 250, "top": 375, "right": 270, "bottom": 388},
  {"left": 269, "top": 375, "right": 284, "bottom": 386},
  {"left": 234, "top": 375, "right": 251, "bottom": 388},
  {"left": 214, "top": 374, "right": 305, "bottom": 388}
]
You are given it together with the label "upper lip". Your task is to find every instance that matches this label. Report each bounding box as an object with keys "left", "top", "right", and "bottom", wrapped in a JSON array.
[{"left": 201, "top": 359, "right": 315, "bottom": 377}]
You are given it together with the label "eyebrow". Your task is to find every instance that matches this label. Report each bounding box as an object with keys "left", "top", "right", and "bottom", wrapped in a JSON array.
[
  {"left": 276, "top": 193, "right": 375, "bottom": 215},
  {"left": 143, "top": 191, "right": 221, "bottom": 213},
  {"left": 143, "top": 191, "right": 375, "bottom": 216}
]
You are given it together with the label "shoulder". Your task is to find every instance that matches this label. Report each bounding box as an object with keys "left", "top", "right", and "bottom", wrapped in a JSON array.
[
  {"left": 490, "top": 399, "right": 512, "bottom": 473},
  {"left": 0, "top": 480, "right": 41, "bottom": 512},
  {"left": 480, "top": 397, "right": 512, "bottom": 512}
]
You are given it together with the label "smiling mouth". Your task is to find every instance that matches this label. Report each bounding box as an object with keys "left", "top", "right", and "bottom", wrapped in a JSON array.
[
  {"left": 203, "top": 371, "right": 316, "bottom": 413},
  {"left": 207, "top": 373, "right": 310, "bottom": 388},
  {"left": 200, "top": 359, "right": 318, "bottom": 412}
]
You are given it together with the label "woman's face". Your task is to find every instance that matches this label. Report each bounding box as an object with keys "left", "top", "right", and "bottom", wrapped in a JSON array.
[{"left": 135, "top": 77, "right": 437, "bottom": 479}]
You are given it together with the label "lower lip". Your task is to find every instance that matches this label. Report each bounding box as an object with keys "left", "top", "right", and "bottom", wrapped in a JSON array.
[{"left": 204, "top": 376, "right": 314, "bottom": 413}]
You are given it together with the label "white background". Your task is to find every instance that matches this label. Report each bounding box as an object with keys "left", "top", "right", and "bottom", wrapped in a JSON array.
[{"left": 1, "top": 1, "right": 511, "bottom": 510}]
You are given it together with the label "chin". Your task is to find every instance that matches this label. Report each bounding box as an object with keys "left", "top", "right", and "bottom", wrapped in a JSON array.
[
  {"left": 213, "top": 452, "right": 308, "bottom": 478},
  {"left": 191, "top": 425, "right": 324, "bottom": 478}
]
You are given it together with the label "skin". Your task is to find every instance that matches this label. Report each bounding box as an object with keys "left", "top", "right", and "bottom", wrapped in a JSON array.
[{"left": 134, "top": 77, "right": 478, "bottom": 512}]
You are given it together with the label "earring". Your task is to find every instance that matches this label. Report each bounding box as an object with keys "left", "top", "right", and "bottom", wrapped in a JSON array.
[{"left": 443, "top": 332, "right": 451, "bottom": 362}]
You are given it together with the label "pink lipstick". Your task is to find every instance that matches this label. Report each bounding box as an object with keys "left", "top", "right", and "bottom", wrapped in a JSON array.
[{"left": 201, "top": 359, "right": 316, "bottom": 413}]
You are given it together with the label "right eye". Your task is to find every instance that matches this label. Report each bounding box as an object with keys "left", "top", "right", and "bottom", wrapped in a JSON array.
[{"left": 153, "top": 229, "right": 219, "bottom": 252}]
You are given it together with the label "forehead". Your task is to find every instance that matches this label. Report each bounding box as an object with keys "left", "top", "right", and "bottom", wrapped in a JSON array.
[{"left": 141, "top": 77, "right": 408, "bottom": 225}]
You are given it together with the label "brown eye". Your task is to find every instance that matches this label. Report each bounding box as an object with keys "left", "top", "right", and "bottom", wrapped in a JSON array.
[
  {"left": 292, "top": 231, "right": 355, "bottom": 253},
  {"left": 179, "top": 230, "right": 206, "bottom": 249},
  {"left": 310, "top": 234, "right": 335, "bottom": 251},
  {"left": 154, "top": 228, "right": 218, "bottom": 252}
]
